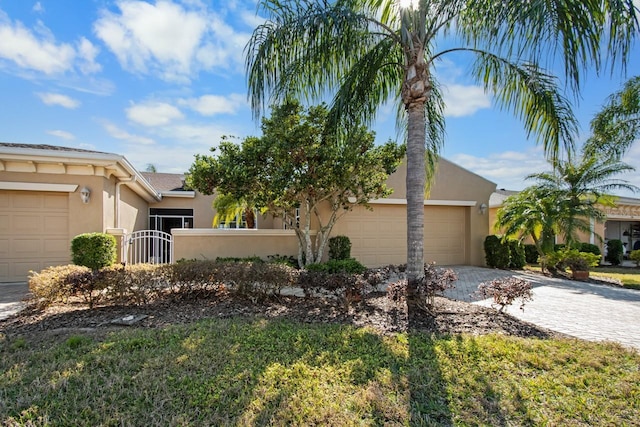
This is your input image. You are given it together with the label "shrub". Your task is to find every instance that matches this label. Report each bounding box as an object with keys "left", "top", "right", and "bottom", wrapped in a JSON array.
[
  {"left": 328, "top": 235, "right": 352, "bottom": 261},
  {"left": 417, "top": 262, "right": 457, "bottom": 307},
  {"left": 578, "top": 242, "right": 601, "bottom": 256},
  {"left": 476, "top": 276, "right": 533, "bottom": 312},
  {"left": 542, "top": 249, "right": 601, "bottom": 273},
  {"left": 484, "top": 235, "right": 510, "bottom": 268},
  {"left": 266, "top": 254, "right": 298, "bottom": 268},
  {"left": 215, "top": 256, "right": 264, "bottom": 263},
  {"left": 28, "top": 265, "right": 91, "bottom": 307},
  {"left": 630, "top": 250, "right": 640, "bottom": 267},
  {"left": 305, "top": 258, "right": 366, "bottom": 274},
  {"left": 605, "top": 239, "right": 624, "bottom": 266},
  {"left": 524, "top": 244, "right": 539, "bottom": 264},
  {"left": 71, "top": 233, "right": 117, "bottom": 270},
  {"left": 508, "top": 240, "right": 526, "bottom": 269}
]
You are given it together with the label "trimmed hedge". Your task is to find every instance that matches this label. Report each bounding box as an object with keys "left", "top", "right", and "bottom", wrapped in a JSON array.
[
  {"left": 328, "top": 235, "right": 352, "bottom": 261},
  {"left": 71, "top": 233, "right": 117, "bottom": 270},
  {"left": 524, "top": 244, "right": 539, "bottom": 264},
  {"left": 305, "top": 258, "right": 366, "bottom": 274},
  {"left": 606, "top": 239, "right": 624, "bottom": 266}
]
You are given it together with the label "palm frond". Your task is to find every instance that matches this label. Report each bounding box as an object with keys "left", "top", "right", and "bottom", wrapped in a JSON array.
[{"left": 471, "top": 53, "right": 578, "bottom": 159}]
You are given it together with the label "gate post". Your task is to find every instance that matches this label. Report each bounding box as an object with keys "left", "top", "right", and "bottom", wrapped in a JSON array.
[{"left": 106, "top": 228, "right": 127, "bottom": 264}]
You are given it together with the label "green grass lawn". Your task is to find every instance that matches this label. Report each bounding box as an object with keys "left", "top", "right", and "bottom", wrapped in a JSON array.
[
  {"left": 2, "top": 318, "right": 639, "bottom": 426},
  {"left": 591, "top": 266, "right": 640, "bottom": 290}
]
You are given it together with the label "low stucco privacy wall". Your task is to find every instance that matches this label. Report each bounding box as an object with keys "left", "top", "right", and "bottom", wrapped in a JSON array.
[{"left": 172, "top": 229, "right": 306, "bottom": 261}]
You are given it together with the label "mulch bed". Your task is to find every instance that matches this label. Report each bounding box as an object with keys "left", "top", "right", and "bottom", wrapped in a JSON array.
[{"left": 0, "top": 291, "right": 561, "bottom": 341}]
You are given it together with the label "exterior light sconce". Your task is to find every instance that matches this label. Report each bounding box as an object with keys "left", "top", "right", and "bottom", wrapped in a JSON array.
[
  {"left": 80, "top": 187, "right": 91, "bottom": 204},
  {"left": 478, "top": 203, "right": 487, "bottom": 215}
]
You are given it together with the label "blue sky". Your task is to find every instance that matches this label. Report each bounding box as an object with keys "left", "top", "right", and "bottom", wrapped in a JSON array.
[{"left": 0, "top": 0, "right": 639, "bottom": 196}]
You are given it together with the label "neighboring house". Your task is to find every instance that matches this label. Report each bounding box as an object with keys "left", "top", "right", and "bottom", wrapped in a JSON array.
[
  {"left": 0, "top": 142, "right": 496, "bottom": 282},
  {"left": 489, "top": 188, "right": 640, "bottom": 256}
]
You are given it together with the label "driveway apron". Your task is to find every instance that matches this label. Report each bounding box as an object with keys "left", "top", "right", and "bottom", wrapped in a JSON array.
[
  {"left": 0, "top": 283, "right": 29, "bottom": 322},
  {"left": 447, "top": 266, "right": 640, "bottom": 351}
]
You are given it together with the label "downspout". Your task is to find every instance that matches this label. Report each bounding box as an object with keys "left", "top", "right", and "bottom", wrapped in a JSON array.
[{"left": 115, "top": 176, "right": 136, "bottom": 228}]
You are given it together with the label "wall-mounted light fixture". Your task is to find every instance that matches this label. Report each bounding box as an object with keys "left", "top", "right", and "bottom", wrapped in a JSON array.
[
  {"left": 478, "top": 203, "right": 487, "bottom": 215},
  {"left": 80, "top": 187, "right": 91, "bottom": 204}
]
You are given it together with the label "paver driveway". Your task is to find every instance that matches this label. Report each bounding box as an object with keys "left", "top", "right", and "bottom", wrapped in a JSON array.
[{"left": 447, "top": 266, "right": 640, "bottom": 351}]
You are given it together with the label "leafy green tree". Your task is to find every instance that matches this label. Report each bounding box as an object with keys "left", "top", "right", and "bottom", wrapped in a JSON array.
[
  {"left": 187, "top": 101, "right": 405, "bottom": 267},
  {"left": 586, "top": 76, "right": 640, "bottom": 159},
  {"left": 245, "top": 0, "right": 637, "bottom": 291}
]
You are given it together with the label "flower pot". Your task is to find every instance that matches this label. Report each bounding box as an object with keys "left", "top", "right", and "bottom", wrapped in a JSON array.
[{"left": 572, "top": 270, "right": 589, "bottom": 280}]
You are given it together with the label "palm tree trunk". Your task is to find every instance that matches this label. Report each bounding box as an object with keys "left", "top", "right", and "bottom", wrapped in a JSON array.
[{"left": 406, "top": 103, "right": 426, "bottom": 298}]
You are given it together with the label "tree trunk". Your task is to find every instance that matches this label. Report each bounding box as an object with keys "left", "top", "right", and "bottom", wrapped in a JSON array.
[
  {"left": 401, "top": 36, "right": 430, "bottom": 301},
  {"left": 405, "top": 103, "right": 427, "bottom": 297}
]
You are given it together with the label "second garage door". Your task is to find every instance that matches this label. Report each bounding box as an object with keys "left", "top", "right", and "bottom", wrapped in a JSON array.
[
  {"left": 334, "top": 204, "right": 468, "bottom": 267},
  {"left": 0, "top": 191, "right": 70, "bottom": 282}
]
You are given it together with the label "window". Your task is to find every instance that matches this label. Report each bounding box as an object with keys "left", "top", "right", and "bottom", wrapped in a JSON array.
[
  {"left": 283, "top": 208, "right": 300, "bottom": 230},
  {"left": 149, "top": 208, "right": 194, "bottom": 234},
  {"left": 218, "top": 210, "right": 258, "bottom": 229}
]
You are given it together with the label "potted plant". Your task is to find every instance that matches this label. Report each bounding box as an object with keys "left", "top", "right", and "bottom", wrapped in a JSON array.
[{"left": 561, "top": 249, "right": 601, "bottom": 280}]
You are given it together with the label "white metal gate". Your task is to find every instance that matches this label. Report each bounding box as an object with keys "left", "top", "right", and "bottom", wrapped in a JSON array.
[{"left": 125, "top": 230, "right": 174, "bottom": 265}]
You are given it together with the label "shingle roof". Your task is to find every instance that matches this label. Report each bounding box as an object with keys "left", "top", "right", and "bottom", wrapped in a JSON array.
[
  {"left": 140, "top": 172, "right": 187, "bottom": 192},
  {"left": 0, "top": 142, "right": 111, "bottom": 155}
]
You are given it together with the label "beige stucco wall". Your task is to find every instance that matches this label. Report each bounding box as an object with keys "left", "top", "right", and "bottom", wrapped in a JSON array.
[{"left": 172, "top": 229, "right": 302, "bottom": 261}]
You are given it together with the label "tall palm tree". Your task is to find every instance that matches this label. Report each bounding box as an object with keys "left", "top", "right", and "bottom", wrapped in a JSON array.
[{"left": 245, "top": 0, "right": 638, "bottom": 292}]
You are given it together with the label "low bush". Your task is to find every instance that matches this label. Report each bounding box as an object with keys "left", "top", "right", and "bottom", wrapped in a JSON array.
[
  {"left": 417, "top": 262, "right": 458, "bottom": 307},
  {"left": 215, "top": 256, "right": 264, "bottom": 264},
  {"left": 305, "top": 258, "right": 366, "bottom": 274},
  {"left": 266, "top": 254, "right": 298, "bottom": 268},
  {"left": 524, "top": 244, "right": 539, "bottom": 264},
  {"left": 578, "top": 242, "right": 601, "bottom": 256},
  {"left": 29, "top": 265, "right": 91, "bottom": 307},
  {"left": 484, "top": 235, "right": 510, "bottom": 268},
  {"left": 605, "top": 240, "right": 624, "bottom": 266},
  {"left": 629, "top": 250, "right": 640, "bottom": 267},
  {"left": 542, "top": 249, "right": 601, "bottom": 273},
  {"left": 71, "top": 233, "right": 117, "bottom": 270},
  {"left": 508, "top": 240, "right": 526, "bottom": 269},
  {"left": 476, "top": 276, "right": 533, "bottom": 312},
  {"left": 328, "top": 235, "right": 352, "bottom": 261}
]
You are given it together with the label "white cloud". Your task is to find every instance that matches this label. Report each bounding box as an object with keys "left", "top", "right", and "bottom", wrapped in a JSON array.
[
  {"left": 76, "top": 37, "right": 102, "bottom": 74},
  {"left": 101, "top": 121, "right": 155, "bottom": 145},
  {"left": 33, "top": 2, "right": 44, "bottom": 13},
  {"left": 179, "top": 93, "right": 246, "bottom": 116},
  {"left": 442, "top": 84, "right": 491, "bottom": 117},
  {"left": 46, "top": 130, "right": 75, "bottom": 140},
  {"left": 37, "top": 92, "right": 81, "bottom": 108},
  {"left": 449, "top": 148, "right": 549, "bottom": 190},
  {"left": 94, "top": 0, "right": 250, "bottom": 81},
  {"left": 126, "top": 101, "right": 184, "bottom": 126},
  {"left": 0, "top": 13, "right": 75, "bottom": 74},
  {"left": 0, "top": 12, "right": 101, "bottom": 76}
]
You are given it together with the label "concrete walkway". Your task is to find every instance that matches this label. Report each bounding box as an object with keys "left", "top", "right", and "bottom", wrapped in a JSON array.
[
  {"left": 446, "top": 266, "right": 640, "bottom": 352},
  {"left": 2, "top": 268, "right": 639, "bottom": 352},
  {"left": 0, "top": 283, "right": 29, "bottom": 321}
]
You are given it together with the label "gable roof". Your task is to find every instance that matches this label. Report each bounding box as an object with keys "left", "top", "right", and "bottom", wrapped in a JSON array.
[{"left": 140, "top": 172, "right": 187, "bottom": 192}]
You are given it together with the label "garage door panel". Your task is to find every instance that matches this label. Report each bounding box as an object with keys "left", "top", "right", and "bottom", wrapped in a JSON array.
[
  {"left": 342, "top": 205, "right": 467, "bottom": 267},
  {"left": 0, "top": 191, "right": 69, "bottom": 282},
  {"left": 44, "top": 215, "right": 68, "bottom": 232},
  {"left": 44, "top": 194, "right": 68, "bottom": 209},
  {"left": 44, "top": 239, "right": 69, "bottom": 253}
]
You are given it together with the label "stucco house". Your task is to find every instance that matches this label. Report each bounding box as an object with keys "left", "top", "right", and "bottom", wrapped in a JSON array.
[
  {"left": 489, "top": 188, "right": 640, "bottom": 256},
  {"left": 0, "top": 142, "right": 496, "bottom": 282}
]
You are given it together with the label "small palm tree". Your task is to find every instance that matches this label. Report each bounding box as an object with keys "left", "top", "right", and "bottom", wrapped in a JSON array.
[
  {"left": 496, "top": 150, "right": 637, "bottom": 263},
  {"left": 213, "top": 193, "right": 261, "bottom": 229},
  {"left": 245, "top": 0, "right": 638, "bottom": 293}
]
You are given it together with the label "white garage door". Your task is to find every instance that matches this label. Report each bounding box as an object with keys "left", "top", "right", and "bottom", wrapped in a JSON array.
[
  {"left": 335, "top": 205, "right": 468, "bottom": 267},
  {"left": 0, "top": 191, "right": 70, "bottom": 282}
]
